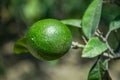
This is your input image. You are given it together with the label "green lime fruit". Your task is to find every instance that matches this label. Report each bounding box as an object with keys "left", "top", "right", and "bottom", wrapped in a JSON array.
[{"left": 26, "top": 19, "right": 72, "bottom": 60}]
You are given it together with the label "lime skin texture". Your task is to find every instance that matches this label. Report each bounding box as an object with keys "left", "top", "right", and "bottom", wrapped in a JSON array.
[{"left": 26, "top": 19, "right": 72, "bottom": 60}]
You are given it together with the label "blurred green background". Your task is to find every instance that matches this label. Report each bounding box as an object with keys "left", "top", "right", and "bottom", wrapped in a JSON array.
[{"left": 0, "top": 0, "right": 120, "bottom": 80}]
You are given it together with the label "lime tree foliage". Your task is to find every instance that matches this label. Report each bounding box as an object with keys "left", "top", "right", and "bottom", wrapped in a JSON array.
[{"left": 14, "top": 0, "right": 120, "bottom": 79}]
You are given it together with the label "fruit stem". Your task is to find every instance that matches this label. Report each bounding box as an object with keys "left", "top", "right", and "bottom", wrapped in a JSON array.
[{"left": 71, "top": 41, "right": 85, "bottom": 49}]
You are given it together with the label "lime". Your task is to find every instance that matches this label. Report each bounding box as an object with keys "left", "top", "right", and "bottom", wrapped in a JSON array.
[{"left": 26, "top": 19, "right": 72, "bottom": 60}]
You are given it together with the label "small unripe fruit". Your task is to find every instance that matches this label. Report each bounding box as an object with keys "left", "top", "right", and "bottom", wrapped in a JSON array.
[{"left": 26, "top": 19, "right": 72, "bottom": 60}]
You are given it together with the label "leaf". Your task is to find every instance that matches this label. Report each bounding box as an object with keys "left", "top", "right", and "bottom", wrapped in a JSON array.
[
  {"left": 88, "top": 60, "right": 102, "bottom": 80},
  {"left": 82, "top": 37, "right": 107, "bottom": 58},
  {"left": 107, "top": 31, "right": 119, "bottom": 51},
  {"left": 61, "top": 19, "right": 81, "bottom": 28},
  {"left": 82, "top": 0, "right": 103, "bottom": 38},
  {"left": 14, "top": 37, "right": 29, "bottom": 54},
  {"left": 109, "top": 15, "right": 120, "bottom": 31},
  {"left": 88, "top": 59, "right": 109, "bottom": 80}
]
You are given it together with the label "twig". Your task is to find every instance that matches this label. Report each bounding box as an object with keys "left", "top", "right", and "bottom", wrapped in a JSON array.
[
  {"left": 82, "top": 36, "right": 87, "bottom": 44},
  {"left": 103, "top": 53, "right": 114, "bottom": 58},
  {"left": 95, "top": 29, "right": 115, "bottom": 55},
  {"left": 105, "top": 30, "right": 110, "bottom": 39},
  {"left": 95, "top": 31, "right": 105, "bottom": 41},
  {"left": 105, "top": 30, "right": 115, "bottom": 55},
  {"left": 71, "top": 41, "right": 85, "bottom": 49}
]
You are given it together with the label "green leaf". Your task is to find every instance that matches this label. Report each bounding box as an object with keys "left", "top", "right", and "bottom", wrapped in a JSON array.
[
  {"left": 107, "top": 31, "right": 119, "bottom": 51},
  {"left": 88, "top": 59, "right": 108, "bottom": 80},
  {"left": 61, "top": 19, "right": 81, "bottom": 28},
  {"left": 110, "top": 15, "right": 120, "bottom": 31},
  {"left": 14, "top": 37, "right": 29, "bottom": 54},
  {"left": 82, "top": 37, "right": 107, "bottom": 58},
  {"left": 82, "top": 0, "right": 103, "bottom": 38}
]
